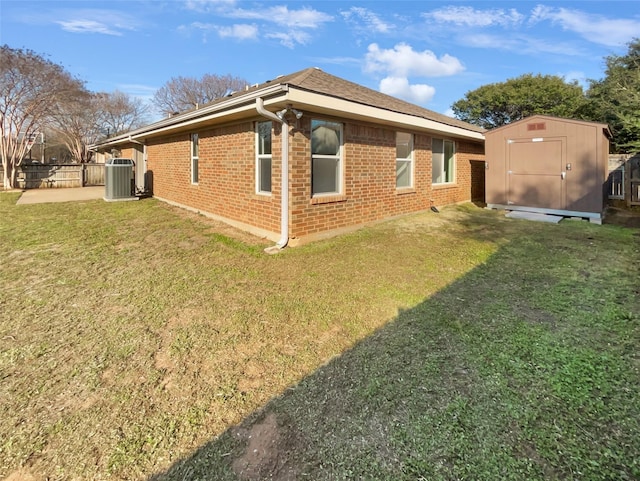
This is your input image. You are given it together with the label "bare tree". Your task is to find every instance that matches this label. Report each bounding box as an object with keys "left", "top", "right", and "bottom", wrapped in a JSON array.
[
  {"left": 49, "top": 89, "right": 99, "bottom": 163},
  {"left": 153, "top": 73, "right": 248, "bottom": 116},
  {"left": 0, "top": 45, "right": 85, "bottom": 188},
  {"left": 95, "top": 90, "right": 149, "bottom": 137},
  {"left": 50, "top": 90, "right": 149, "bottom": 163}
]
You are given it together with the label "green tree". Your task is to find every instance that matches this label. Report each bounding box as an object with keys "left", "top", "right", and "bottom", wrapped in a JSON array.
[
  {"left": 451, "top": 74, "right": 587, "bottom": 130},
  {"left": 586, "top": 39, "right": 640, "bottom": 153}
]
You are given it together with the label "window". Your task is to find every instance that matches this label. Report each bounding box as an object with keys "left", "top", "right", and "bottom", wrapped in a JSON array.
[
  {"left": 311, "top": 119, "right": 343, "bottom": 196},
  {"left": 256, "top": 121, "right": 272, "bottom": 194},
  {"left": 191, "top": 133, "right": 199, "bottom": 184},
  {"left": 432, "top": 138, "right": 455, "bottom": 184},
  {"left": 396, "top": 132, "right": 413, "bottom": 188}
]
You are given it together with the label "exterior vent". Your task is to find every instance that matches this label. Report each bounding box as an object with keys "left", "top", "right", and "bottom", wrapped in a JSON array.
[{"left": 527, "top": 122, "right": 546, "bottom": 131}]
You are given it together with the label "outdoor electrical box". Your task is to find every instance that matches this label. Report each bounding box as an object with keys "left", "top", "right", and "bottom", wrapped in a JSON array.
[{"left": 104, "top": 158, "right": 136, "bottom": 201}]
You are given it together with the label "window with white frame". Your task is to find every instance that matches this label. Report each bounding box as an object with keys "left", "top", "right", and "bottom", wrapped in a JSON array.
[
  {"left": 432, "top": 138, "right": 455, "bottom": 184},
  {"left": 256, "top": 121, "right": 272, "bottom": 194},
  {"left": 396, "top": 132, "right": 413, "bottom": 188},
  {"left": 191, "top": 133, "right": 199, "bottom": 184},
  {"left": 311, "top": 119, "right": 343, "bottom": 196}
]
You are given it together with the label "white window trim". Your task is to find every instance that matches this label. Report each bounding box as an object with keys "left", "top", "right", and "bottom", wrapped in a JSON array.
[
  {"left": 256, "top": 121, "right": 272, "bottom": 195},
  {"left": 396, "top": 132, "right": 414, "bottom": 189},
  {"left": 191, "top": 133, "right": 199, "bottom": 185},
  {"left": 311, "top": 119, "right": 344, "bottom": 197},
  {"left": 432, "top": 138, "right": 456, "bottom": 185}
]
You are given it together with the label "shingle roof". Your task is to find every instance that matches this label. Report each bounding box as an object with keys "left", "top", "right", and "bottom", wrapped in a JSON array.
[
  {"left": 93, "top": 67, "right": 483, "bottom": 149},
  {"left": 245, "top": 67, "right": 485, "bottom": 134}
]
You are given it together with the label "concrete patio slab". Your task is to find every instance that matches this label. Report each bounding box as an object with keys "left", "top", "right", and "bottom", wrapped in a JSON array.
[{"left": 16, "top": 186, "right": 105, "bottom": 205}]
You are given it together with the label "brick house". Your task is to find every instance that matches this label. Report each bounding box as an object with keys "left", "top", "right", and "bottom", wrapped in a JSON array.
[{"left": 93, "top": 68, "right": 485, "bottom": 248}]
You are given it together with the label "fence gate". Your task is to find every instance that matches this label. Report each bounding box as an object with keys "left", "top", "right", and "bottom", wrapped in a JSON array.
[
  {"left": 84, "top": 164, "right": 105, "bottom": 186},
  {"left": 608, "top": 167, "right": 624, "bottom": 199}
]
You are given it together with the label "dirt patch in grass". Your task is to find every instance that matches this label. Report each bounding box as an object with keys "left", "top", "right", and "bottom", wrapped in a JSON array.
[
  {"left": 4, "top": 468, "right": 38, "bottom": 481},
  {"left": 231, "top": 412, "right": 300, "bottom": 481},
  {"left": 605, "top": 206, "right": 640, "bottom": 228}
]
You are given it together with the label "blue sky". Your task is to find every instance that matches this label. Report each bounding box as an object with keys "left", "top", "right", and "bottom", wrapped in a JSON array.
[{"left": 2, "top": 0, "right": 639, "bottom": 121}]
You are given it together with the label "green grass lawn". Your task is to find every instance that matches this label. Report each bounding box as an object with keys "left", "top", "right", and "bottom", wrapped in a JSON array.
[{"left": 1, "top": 192, "right": 638, "bottom": 480}]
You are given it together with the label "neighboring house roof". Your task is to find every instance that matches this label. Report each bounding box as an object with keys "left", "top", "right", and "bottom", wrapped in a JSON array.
[
  {"left": 485, "top": 114, "right": 613, "bottom": 139},
  {"left": 92, "top": 67, "right": 485, "bottom": 150}
]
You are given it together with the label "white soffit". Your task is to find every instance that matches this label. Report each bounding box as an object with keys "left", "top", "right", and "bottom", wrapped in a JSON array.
[
  {"left": 100, "top": 84, "right": 288, "bottom": 145},
  {"left": 287, "top": 88, "right": 484, "bottom": 141}
]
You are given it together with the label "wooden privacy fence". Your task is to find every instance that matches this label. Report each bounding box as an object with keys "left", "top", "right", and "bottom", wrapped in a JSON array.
[
  {"left": 17, "top": 164, "right": 105, "bottom": 189},
  {"left": 608, "top": 153, "right": 640, "bottom": 206},
  {"left": 84, "top": 164, "right": 105, "bottom": 186}
]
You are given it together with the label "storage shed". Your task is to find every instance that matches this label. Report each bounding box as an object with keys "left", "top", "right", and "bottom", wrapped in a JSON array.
[{"left": 485, "top": 115, "right": 612, "bottom": 223}]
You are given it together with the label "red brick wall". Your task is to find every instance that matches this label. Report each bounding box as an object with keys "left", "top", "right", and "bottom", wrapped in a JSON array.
[
  {"left": 288, "top": 117, "right": 485, "bottom": 241},
  {"left": 143, "top": 115, "right": 484, "bottom": 244},
  {"left": 146, "top": 121, "right": 281, "bottom": 237},
  {"left": 429, "top": 139, "right": 485, "bottom": 208}
]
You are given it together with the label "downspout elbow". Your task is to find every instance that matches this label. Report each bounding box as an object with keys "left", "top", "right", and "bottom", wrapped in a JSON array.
[{"left": 256, "top": 98, "right": 289, "bottom": 251}]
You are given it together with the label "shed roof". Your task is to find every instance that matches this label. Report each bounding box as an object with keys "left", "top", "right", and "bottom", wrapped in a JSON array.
[
  {"left": 484, "top": 114, "right": 612, "bottom": 139},
  {"left": 93, "top": 67, "right": 484, "bottom": 149}
]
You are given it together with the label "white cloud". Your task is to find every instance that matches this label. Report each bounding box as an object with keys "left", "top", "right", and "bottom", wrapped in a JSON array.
[
  {"left": 379, "top": 77, "right": 435, "bottom": 104},
  {"left": 341, "top": 7, "right": 393, "bottom": 33},
  {"left": 424, "top": 6, "right": 524, "bottom": 27},
  {"left": 529, "top": 5, "right": 553, "bottom": 25},
  {"left": 184, "top": 0, "right": 237, "bottom": 13},
  {"left": 529, "top": 5, "right": 640, "bottom": 47},
  {"left": 216, "top": 23, "right": 258, "bottom": 40},
  {"left": 179, "top": 22, "right": 258, "bottom": 42},
  {"left": 193, "top": 4, "right": 333, "bottom": 47},
  {"left": 54, "top": 10, "right": 138, "bottom": 35},
  {"left": 460, "top": 33, "right": 516, "bottom": 49},
  {"left": 181, "top": 21, "right": 214, "bottom": 32},
  {"left": 56, "top": 19, "right": 122, "bottom": 35},
  {"left": 308, "top": 56, "right": 361, "bottom": 67},
  {"left": 227, "top": 5, "right": 333, "bottom": 29},
  {"left": 460, "top": 33, "right": 584, "bottom": 57},
  {"left": 365, "top": 43, "right": 464, "bottom": 78},
  {"left": 265, "top": 30, "right": 311, "bottom": 49}
]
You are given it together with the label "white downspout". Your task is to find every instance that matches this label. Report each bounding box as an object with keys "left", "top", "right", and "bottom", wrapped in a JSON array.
[{"left": 256, "top": 97, "right": 289, "bottom": 250}]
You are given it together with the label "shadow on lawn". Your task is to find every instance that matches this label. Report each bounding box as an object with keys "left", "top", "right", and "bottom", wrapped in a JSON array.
[{"left": 149, "top": 218, "right": 639, "bottom": 481}]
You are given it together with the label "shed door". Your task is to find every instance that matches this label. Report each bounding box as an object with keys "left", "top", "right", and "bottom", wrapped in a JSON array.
[{"left": 507, "top": 137, "right": 565, "bottom": 210}]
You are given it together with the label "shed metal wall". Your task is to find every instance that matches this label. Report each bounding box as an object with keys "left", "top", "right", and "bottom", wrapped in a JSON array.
[{"left": 485, "top": 115, "right": 610, "bottom": 220}]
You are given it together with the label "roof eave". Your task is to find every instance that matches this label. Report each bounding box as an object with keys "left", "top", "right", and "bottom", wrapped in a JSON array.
[
  {"left": 91, "top": 83, "right": 289, "bottom": 149},
  {"left": 91, "top": 79, "right": 485, "bottom": 150},
  {"left": 287, "top": 87, "right": 485, "bottom": 141}
]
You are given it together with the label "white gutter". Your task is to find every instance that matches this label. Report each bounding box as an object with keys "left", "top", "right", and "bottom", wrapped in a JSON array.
[
  {"left": 93, "top": 84, "right": 289, "bottom": 150},
  {"left": 256, "top": 97, "right": 289, "bottom": 251}
]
